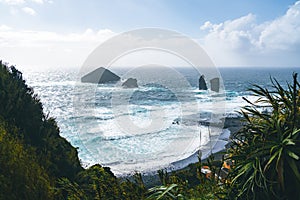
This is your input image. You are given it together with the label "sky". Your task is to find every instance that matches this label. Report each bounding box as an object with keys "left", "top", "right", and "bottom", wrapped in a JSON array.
[{"left": 0, "top": 0, "right": 299, "bottom": 69}]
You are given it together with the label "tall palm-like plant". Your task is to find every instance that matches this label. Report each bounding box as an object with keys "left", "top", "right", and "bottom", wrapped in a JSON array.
[{"left": 226, "top": 73, "right": 300, "bottom": 200}]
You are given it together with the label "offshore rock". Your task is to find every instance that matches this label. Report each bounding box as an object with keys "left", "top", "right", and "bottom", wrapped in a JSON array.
[
  {"left": 210, "top": 78, "right": 220, "bottom": 92},
  {"left": 122, "top": 78, "right": 138, "bottom": 88},
  {"left": 199, "top": 75, "right": 208, "bottom": 90},
  {"left": 81, "top": 67, "right": 120, "bottom": 84}
]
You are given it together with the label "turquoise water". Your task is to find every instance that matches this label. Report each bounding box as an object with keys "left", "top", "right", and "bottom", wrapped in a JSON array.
[{"left": 22, "top": 66, "right": 300, "bottom": 175}]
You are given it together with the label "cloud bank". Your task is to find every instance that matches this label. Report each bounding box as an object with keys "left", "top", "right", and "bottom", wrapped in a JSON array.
[
  {"left": 0, "top": 0, "right": 50, "bottom": 5},
  {"left": 22, "top": 6, "right": 36, "bottom": 15},
  {"left": 0, "top": 1, "right": 300, "bottom": 69},
  {"left": 0, "top": 27, "right": 116, "bottom": 69},
  {"left": 200, "top": 1, "right": 300, "bottom": 67},
  {"left": 0, "top": 0, "right": 52, "bottom": 16}
]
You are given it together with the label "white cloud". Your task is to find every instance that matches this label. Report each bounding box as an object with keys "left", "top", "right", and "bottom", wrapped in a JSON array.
[
  {"left": 1, "top": 0, "right": 52, "bottom": 16},
  {"left": 0, "top": 0, "right": 25, "bottom": 5},
  {"left": 30, "top": 0, "right": 43, "bottom": 4},
  {"left": 0, "top": 27, "right": 115, "bottom": 47},
  {"left": 200, "top": 1, "right": 300, "bottom": 66},
  {"left": 22, "top": 6, "right": 36, "bottom": 15},
  {"left": 0, "top": 27, "right": 115, "bottom": 69},
  {"left": 0, "top": 25, "right": 12, "bottom": 31},
  {"left": 30, "top": 0, "right": 53, "bottom": 4},
  {"left": 259, "top": 1, "right": 300, "bottom": 51},
  {"left": 9, "top": 7, "right": 19, "bottom": 15},
  {"left": 0, "top": 0, "right": 51, "bottom": 4}
]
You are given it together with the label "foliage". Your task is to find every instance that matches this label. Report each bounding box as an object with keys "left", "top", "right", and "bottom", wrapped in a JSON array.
[
  {"left": 225, "top": 73, "right": 300, "bottom": 199},
  {"left": 55, "top": 165, "right": 146, "bottom": 199},
  {"left": 147, "top": 156, "right": 225, "bottom": 200},
  {"left": 55, "top": 177, "right": 87, "bottom": 200},
  {"left": 2, "top": 60, "right": 299, "bottom": 199},
  {"left": 147, "top": 184, "right": 185, "bottom": 200},
  {"left": 75, "top": 164, "right": 122, "bottom": 199},
  {"left": 0, "top": 119, "right": 53, "bottom": 199},
  {"left": 0, "top": 62, "right": 146, "bottom": 199},
  {"left": 120, "top": 172, "right": 147, "bottom": 199},
  {"left": 0, "top": 61, "right": 83, "bottom": 180}
]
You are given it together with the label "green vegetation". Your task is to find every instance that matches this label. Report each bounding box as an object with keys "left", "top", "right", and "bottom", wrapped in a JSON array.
[
  {"left": 0, "top": 62, "right": 145, "bottom": 199},
  {"left": 224, "top": 73, "right": 300, "bottom": 200},
  {"left": 1, "top": 61, "right": 299, "bottom": 199},
  {"left": 0, "top": 62, "right": 82, "bottom": 180},
  {"left": 0, "top": 120, "right": 53, "bottom": 199},
  {"left": 144, "top": 73, "right": 300, "bottom": 200},
  {"left": 146, "top": 155, "right": 226, "bottom": 200}
]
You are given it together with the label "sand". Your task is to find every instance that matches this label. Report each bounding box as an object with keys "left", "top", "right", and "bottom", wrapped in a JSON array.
[{"left": 121, "top": 116, "right": 244, "bottom": 187}]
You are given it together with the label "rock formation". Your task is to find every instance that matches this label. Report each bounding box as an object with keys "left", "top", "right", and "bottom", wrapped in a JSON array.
[
  {"left": 122, "top": 78, "right": 138, "bottom": 88},
  {"left": 81, "top": 67, "right": 120, "bottom": 84},
  {"left": 199, "top": 75, "right": 208, "bottom": 90},
  {"left": 210, "top": 78, "right": 220, "bottom": 92}
]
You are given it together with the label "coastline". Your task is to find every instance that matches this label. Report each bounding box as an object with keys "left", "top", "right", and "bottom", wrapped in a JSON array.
[{"left": 121, "top": 116, "right": 243, "bottom": 187}]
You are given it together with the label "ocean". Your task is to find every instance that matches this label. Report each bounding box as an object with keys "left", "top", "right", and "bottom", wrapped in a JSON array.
[{"left": 22, "top": 66, "right": 300, "bottom": 175}]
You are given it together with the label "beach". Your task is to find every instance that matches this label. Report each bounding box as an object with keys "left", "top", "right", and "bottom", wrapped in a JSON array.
[{"left": 122, "top": 116, "right": 243, "bottom": 187}]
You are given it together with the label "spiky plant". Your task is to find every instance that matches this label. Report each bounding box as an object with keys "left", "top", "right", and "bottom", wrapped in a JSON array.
[
  {"left": 146, "top": 184, "right": 185, "bottom": 200},
  {"left": 226, "top": 73, "right": 300, "bottom": 200}
]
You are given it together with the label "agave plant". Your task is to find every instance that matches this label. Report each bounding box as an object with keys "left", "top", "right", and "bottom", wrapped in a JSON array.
[
  {"left": 226, "top": 73, "right": 300, "bottom": 200},
  {"left": 146, "top": 184, "right": 185, "bottom": 200}
]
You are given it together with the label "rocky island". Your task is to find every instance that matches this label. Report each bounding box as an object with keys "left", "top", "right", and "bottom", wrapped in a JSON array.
[
  {"left": 81, "top": 67, "right": 120, "bottom": 84},
  {"left": 199, "top": 75, "right": 208, "bottom": 90},
  {"left": 122, "top": 78, "right": 138, "bottom": 88}
]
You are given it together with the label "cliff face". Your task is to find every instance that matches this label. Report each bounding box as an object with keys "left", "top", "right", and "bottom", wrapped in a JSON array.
[{"left": 81, "top": 67, "right": 120, "bottom": 83}]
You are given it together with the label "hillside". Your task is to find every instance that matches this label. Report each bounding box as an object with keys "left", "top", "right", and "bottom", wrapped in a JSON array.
[{"left": 0, "top": 62, "right": 145, "bottom": 199}]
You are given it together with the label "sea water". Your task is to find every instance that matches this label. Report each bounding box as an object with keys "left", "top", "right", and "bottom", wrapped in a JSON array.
[{"left": 22, "top": 67, "right": 300, "bottom": 175}]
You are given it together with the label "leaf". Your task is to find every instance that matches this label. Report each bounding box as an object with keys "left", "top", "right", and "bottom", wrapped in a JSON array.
[
  {"left": 265, "top": 150, "right": 280, "bottom": 171},
  {"left": 291, "top": 128, "right": 300, "bottom": 137},
  {"left": 157, "top": 184, "right": 178, "bottom": 200},
  {"left": 286, "top": 158, "right": 300, "bottom": 183},
  {"left": 286, "top": 150, "right": 299, "bottom": 160},
  {"left": 283, "top": 138, "right": 295, "bottom": 146}
]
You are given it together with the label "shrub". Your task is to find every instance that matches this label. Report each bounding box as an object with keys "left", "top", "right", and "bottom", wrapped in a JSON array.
[{"left": 225, "top": 73, "right": 300, "bottom": 200}]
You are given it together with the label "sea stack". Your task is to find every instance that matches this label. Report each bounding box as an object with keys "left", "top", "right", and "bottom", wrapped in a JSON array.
[
  {"left": 210, "top": 78, "right": 220, "bottom": 92},
  {"left": 122, "top": 78, "right": 138, "bottom": 88},
  {"left": 81, "top": 67, "right": 120, "bottom": 84},
  {"left": 199, "top": 75, "right": 208, "bottom": 90}
]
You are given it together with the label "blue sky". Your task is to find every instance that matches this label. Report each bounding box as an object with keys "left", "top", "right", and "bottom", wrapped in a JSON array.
[{"left": 0, "top": 0, "right": 299, "bottom": 69}]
